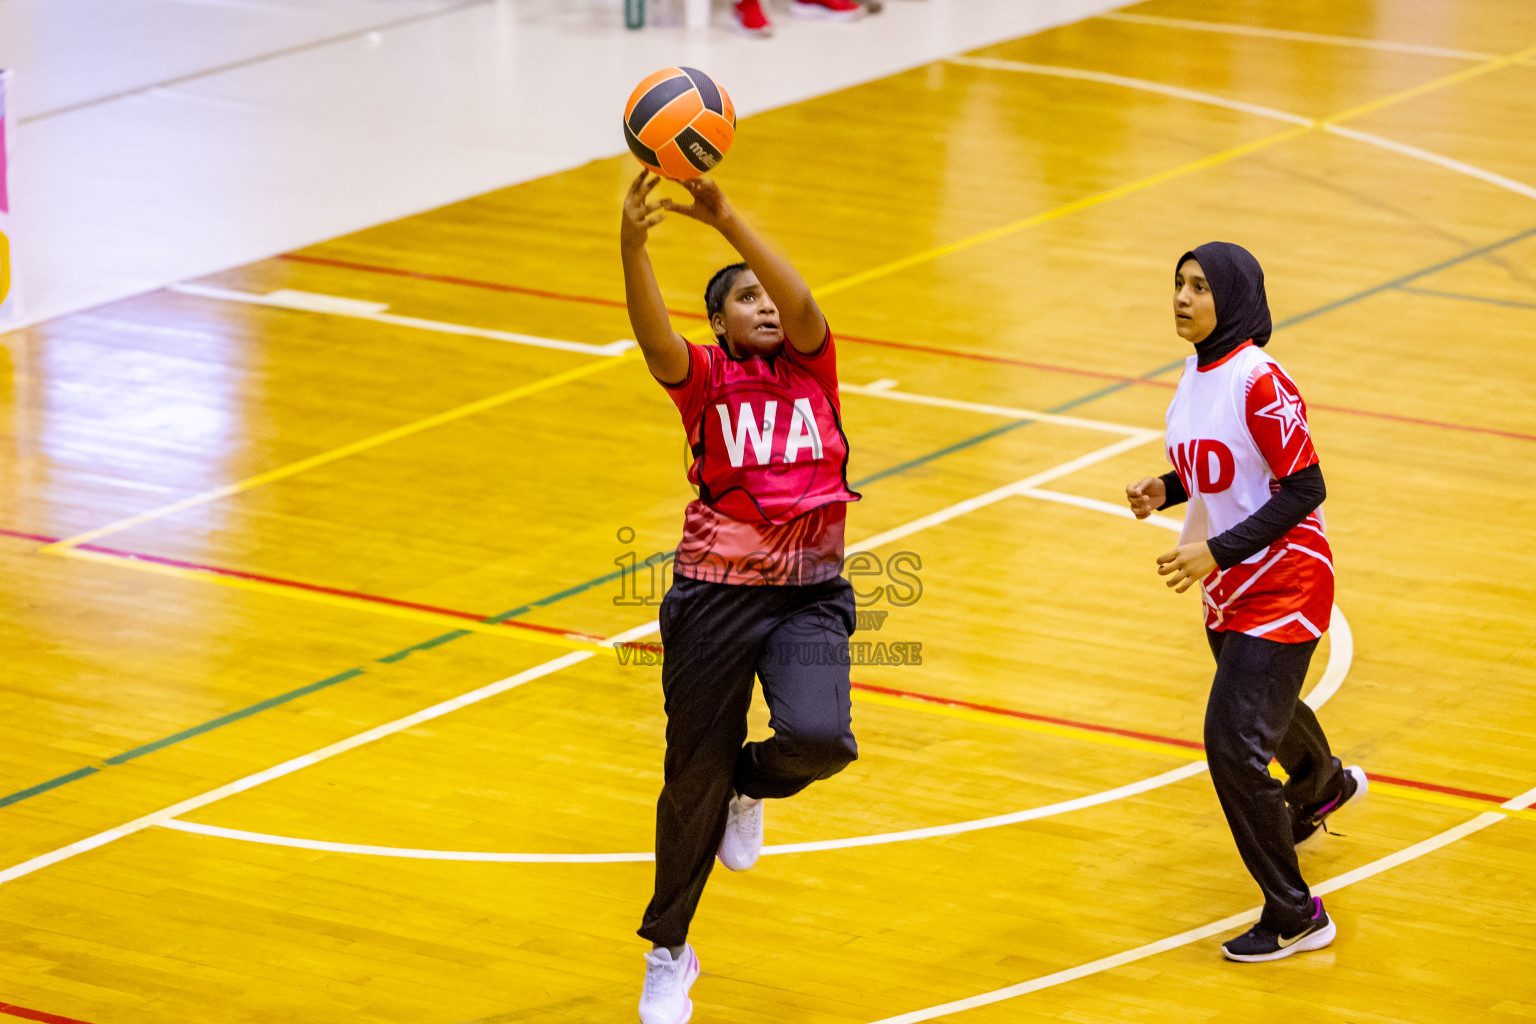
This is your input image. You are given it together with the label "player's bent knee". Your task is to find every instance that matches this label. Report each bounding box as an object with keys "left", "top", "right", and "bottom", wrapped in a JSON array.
[{"left": 789, "top": 727, "right": 858, "bottom": 779}]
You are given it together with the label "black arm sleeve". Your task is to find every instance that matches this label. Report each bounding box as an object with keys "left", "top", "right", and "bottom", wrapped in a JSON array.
[
  {"left": 1158, "top": 471, "right": 1188, "bottom": 509},
  {"left": 1206, "top": 463, "right": 1326, "bottom": 569}
]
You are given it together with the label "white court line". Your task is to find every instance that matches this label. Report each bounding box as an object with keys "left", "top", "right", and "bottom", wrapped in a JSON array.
[
  {"left": 946, "top": 57, "right": 1314, "bottom": 126},
  {"left": 145, "top": 475, "right": 1352, "bottom": 864},
  {"left": 949, "top": 57, "right": 1536, "bottom": 205},
  {"left": 0, "top": 397, "right": 1168, "bottom": 883},
  {"left": 1323, "top": 124, "right": 1536, "bottom": 202},
  {"left": 158, "top": 818, "right": 654, "bottom": 863},
  {"left": 841, "top": 380, "right": 1155, "bottom": 436},
  {"left": 865, "top": 790, "right": 1535, "bottom": 1024},
  {"left": 1096, "top": 12, "right": 1496, "bottom": 61},
  {"left": 1014, "top": 485, "right": 1181, "bottom": 528},
  {"left": 170, "top": 283, "right": 636, "bottom": 357},
  {"left": 850, "top": 431, "right": 1161, "bottom": 553},
  {"left": 0, "top": 437, "right": 1156, "bottom": 883},
  {"left": 157, "top": 762, "right": 1213, "bottom": 862},
  {"left": 0, "top": 651, "right": 594, "bottom": 886},
  {"left": 0, "top": 428, "right": 1352, "bottom": 879}
]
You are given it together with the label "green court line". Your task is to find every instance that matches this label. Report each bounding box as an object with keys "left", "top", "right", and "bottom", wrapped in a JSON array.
[
  {"left": 376, "top": 630, "right": 473, "bottom": 664},
  {"left": 1258, "top": 225, "right": 1536, "bottom": 333},
  {"left": 1396, "top": 285, "right": 1536, "bottom": 310},
  {"left": 376, "top": 556, "right": 675, "bottom": 664},
  {"left": 0, "top": 767, "right": 101, "bottom": 809},
  {"left": 101, "top": 668, "right": 368, "bottom": 765},
  {"left": 4, "top": 223, "right": 1533, "bottom": 812},
  {"left": 848, "top": 226, "right": 1536, "bottom": 486},
  {"left": 0, "top": 669, "right": 367, "bottom": 806}
]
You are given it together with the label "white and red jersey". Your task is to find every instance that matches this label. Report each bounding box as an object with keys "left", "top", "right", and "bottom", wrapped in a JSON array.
[{"left": 1165, "top": 341, "right": 1333, "bottom": 642}]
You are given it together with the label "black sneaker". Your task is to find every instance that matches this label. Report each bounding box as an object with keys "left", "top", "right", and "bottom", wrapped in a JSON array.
[
  {"left": 1222, "top": 897, "right": 1336, "bottom": 962},
  {"left": 1293, "top": 765, "right": 1368, "bottom": 847}
]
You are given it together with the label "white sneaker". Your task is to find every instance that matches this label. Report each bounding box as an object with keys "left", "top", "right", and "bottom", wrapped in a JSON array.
[
  {"left": 639, "top": 944, "right": 699, "bottom": 1024},
  {"left": 717, "top": 792, "right": 763, "bottom": 871}
]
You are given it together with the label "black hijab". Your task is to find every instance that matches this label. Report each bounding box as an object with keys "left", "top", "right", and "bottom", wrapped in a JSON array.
[{"left": 1176, "top": 241, "right": 1271, "bottom": 367}]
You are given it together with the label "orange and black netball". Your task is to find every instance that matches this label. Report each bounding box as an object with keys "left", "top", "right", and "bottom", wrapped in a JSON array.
[{"left": 624, "top": 67, "right": 736, "bottom": 180}]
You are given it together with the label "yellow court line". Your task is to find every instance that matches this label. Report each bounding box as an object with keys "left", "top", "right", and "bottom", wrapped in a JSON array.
[
  {"left": 1324, "top": 42, "right": 1536, "bottom": 125},
  {"left": 1369, "top": 779, "right": 1536, "bottom": 820},
  {"left": 815, "top": 39, "right": 1536, "bottom": 300},
  {"left": 43, "top": 350, "right": 636, "bottom": 552},
  {"left": 56, "top": 547, "right": 607, "bottom": 652},
  {"left": 813, "top": 126, "right": 1310, "bottom": 299},
  {"left": 854, "top": 689, "right": 1536, "bottom": 821},
  {"left": 44, "top": 424, "right": 1153, "bottom": 637},
  {"left": 45, "top": 43, "right": 1533, "bottom": 556},
  {"left": 39, "top": 42, "right": 1535, "bottom": 566}
]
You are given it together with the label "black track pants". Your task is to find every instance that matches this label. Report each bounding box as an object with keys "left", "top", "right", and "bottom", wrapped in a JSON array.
[
  {"left": 638, "top": 574, "right": 858, "bottom": 948},
  {"left": 1204, "top": 628, "right": 1343, "bottom": 932}
]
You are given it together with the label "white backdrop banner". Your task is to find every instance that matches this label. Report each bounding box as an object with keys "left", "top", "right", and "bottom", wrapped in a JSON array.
[{"left": 0, "top": 69, "right": 15, "bottom": 324}]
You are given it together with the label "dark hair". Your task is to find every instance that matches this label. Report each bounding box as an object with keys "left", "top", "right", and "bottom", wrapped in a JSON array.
[{"left": 704, "top": 262, "right": 749, "bottom": 344}]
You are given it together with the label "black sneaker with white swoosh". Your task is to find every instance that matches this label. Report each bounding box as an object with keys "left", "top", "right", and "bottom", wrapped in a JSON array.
[{"left": 1221, "top": 897, "right": 1337, "bottom": 962}]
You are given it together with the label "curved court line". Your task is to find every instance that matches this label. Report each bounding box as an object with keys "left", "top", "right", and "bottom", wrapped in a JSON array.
[
  {"left": 1322, "top": 124, "right": 1536, "bottom": 202},
  {"left": 1096, "top": 12, "right": 1497, "bottom": 62},
  {"left": 1016, "top": 487, "right": 1353, "bottom": 712},
  {"left": 947, "top": 57, "right": 1314, "bottom": 126},
  {"left": 947, "top": 55, "right": 1536, "bottom": 203},
  {"left": 0, "top": 439, "right": 1153, "bottom": 884},
  {"left": 864, "top": 783, "right": 1536, "bottom": 1024},
  {"left": 39, "top": 41, "right": 1534, "bottom": 562},
  {"left": 155, "top": 762, "right": 1211, "bottom": 862},
  {"left": 157, "top": 818, "right": 655, "bottom": 863},
  {"left": 149, "top": 491, "right": 1354, "bottom": 863},
  {"left": 0, "top": 651, "right": 594, "bottom": 887}
]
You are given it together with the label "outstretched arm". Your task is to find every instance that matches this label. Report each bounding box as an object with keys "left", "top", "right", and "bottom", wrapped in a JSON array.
[
  {"left": 620, "top": 171, "right": 691, "bottom": 384},
  {"left": 661, "top": 178, "right": 827, "bottom": 353}
]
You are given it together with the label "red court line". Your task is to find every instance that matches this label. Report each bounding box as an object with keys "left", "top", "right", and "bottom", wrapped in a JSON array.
[
  {"left": 0, "top": 528, "right": 57, "bottom": 544},
  {"left": 1361, "top": 772, "right": 1512, "bottom": 804},
  {"left": 851, "top": 680, "right": 1205, "bottom": 750},
  {"left": 852, "top": 681, "right": 1513, "bottom": 804},
  {"left": 277, "top": 252, "right": 709, "bottom": 320},
  {"left": 0, "top": 1003, "right": 101, "bottom": 1024},
  {"left": 1303, "top": 401, "right": 1536, "bottom": 443},
  {"left": 279, "top": 252, "right": 1157, "bottom": 381},
  {"left": 85, "top": 543, "right": 606, "bottom": 642},
  {"left": 274, "top": 252, "right": 1536, "bottom": 443},
  {"left": 0, "top": 527, "right": 600, "bottom": 645},
  {"left": 0, "top": 525, "right": 1512, "bottom": 805},
  {"left": 840, "top": 333, "right": 1167, "bottom": 385}
]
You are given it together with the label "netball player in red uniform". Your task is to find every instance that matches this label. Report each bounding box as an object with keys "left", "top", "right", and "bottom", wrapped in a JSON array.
[
  {"left": 621, "top": 170, "right": 861, "bottom": 1022},
  {"left": 1126, "top": 242, "right": 1366, "bottom": 962}
]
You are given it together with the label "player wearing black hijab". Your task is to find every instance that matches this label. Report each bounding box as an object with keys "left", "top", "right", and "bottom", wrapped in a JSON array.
[{"left": 1127, "top": 242, "right": 1367, "bottom": 962}]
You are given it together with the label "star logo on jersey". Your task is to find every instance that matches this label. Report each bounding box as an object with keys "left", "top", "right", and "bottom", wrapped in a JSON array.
[{"left": 1254, "top": 384, "right": 1307, "bottom": 448}]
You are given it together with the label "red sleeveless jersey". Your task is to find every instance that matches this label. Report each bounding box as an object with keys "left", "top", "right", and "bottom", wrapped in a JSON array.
[{"left": 662, "top": 329, "right": 860, "bottom": 585}]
